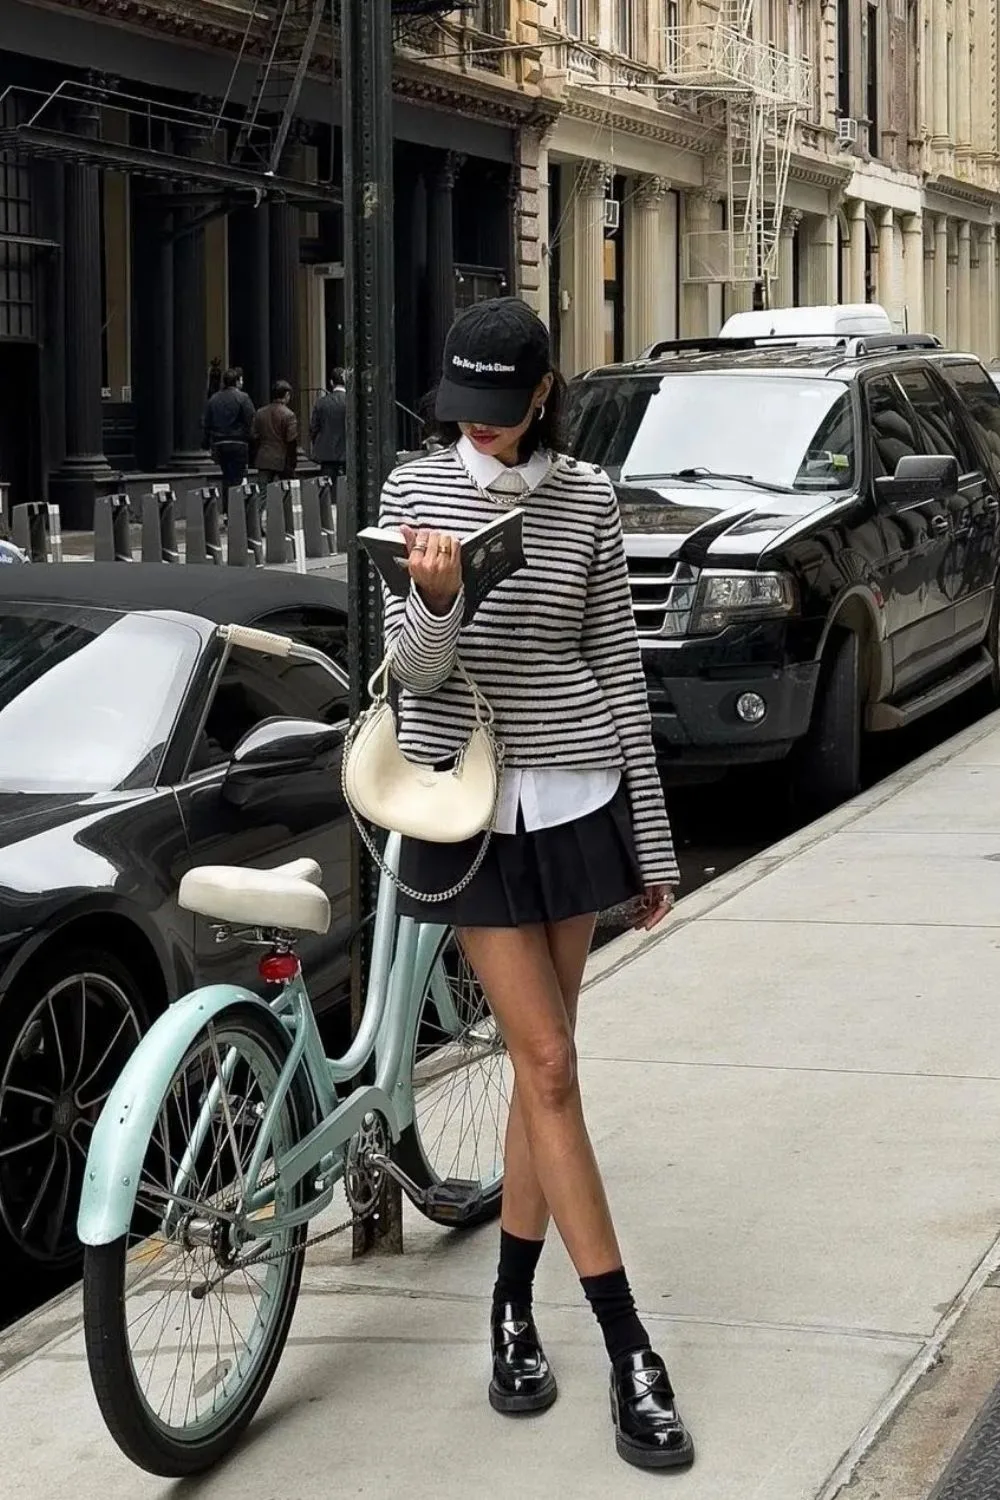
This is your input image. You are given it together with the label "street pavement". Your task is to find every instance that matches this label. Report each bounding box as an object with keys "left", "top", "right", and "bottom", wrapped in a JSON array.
[{"left": 6, "top": 711, "right": 1000, "bottom": 1498}]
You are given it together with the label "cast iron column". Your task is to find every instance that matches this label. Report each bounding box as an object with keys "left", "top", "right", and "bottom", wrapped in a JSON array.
[
  {"left": 427, "top": 151, "right": 461, "bottom": 378},
  {"left": 270, "top": 136, "right": 302, "bottom": 392},
  {"left": 171, "top": 121, "right": 211, "bottom": 470},
  {"left": 249, "top": 206, "right": 272, "bottom": 404},
  {"left": 343, "top": 0, "right": 400, "bottom": 1255},
  {"left": 51, "top": 95, "right": 113, "bottom": 527}
]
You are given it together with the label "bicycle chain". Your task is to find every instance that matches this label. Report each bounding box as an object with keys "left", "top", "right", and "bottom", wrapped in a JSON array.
[{"left": 193, "top": 1205, "right": 369, "bottom": 1296}]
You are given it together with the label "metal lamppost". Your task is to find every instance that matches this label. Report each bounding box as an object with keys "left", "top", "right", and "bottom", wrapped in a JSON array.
[{"left": 341, "top": 0, "right": 401, "bottom": 1254}]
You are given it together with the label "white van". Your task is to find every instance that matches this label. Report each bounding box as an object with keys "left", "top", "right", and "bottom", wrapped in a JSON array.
[{"left": 719, "top": 303, "right": 893, "bottom": 343}]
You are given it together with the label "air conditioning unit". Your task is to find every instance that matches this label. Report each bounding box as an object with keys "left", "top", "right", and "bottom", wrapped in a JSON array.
[
  {"left": 836, "top": 116, "right": 860, "bottom": 147},
  {"left": 603, "top": 197, "right": 621, "bottom": 232}
]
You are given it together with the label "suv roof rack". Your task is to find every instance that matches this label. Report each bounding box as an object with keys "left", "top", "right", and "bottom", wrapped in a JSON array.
[
  {"left": 634, "top": 331, "right": 943, "bottom": 364},
  {"left": 638, "top": 336, "right": 795, "bottom": 359},
  {"left": 841, "top": 333, "right": 942, "bottom": 356}
]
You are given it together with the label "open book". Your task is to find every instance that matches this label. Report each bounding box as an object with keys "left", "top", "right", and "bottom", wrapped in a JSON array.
[{"left": 359, "top": 509, "right": 526, "bottom": 625}]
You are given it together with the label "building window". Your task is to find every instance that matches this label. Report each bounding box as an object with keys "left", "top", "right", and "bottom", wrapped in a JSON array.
[
  {"left": 0, "top": 131, "right": 35, "bottom": 341},
  {"left": 613, "top": 0, "right": 633, "bottom": 56},
  {"left": 837, "top": 0, "right": 851, "bottom": 118},
  {"left": 664, "top": 0, "right": 680, "bottom": 70},
  {"left": 865, "top": 0, "right": 880, "bottom": 156},
  {"left": 565, "top": 0, "right": 585, "bottom": 36},
  {"left": 472, "top": 0, "right": 509, "bottom": 36},
  {"left": 603, "top": 177, "right": 624, "bottom": 363}
]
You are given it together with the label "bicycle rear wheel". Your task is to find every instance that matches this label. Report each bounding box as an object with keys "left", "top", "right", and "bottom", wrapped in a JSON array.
[
  {"left": 395, "top": 930, "right": 510, "bottom": 1229},
  {"left": 83, "top": 1004, "right": 312, "bottom": 1477}
]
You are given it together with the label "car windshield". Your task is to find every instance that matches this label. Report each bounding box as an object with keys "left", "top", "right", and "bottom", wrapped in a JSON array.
[
  {"left": 0, "top": 605, "right": 201, "bottom": 794},
  {"left": 565, "top": 373, "right": 857, "bottom": 491}
]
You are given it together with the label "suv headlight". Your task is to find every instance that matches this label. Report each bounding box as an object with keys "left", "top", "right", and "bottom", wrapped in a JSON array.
[{"left": 689, "top": 571, "right": 796, "bottom": 635}]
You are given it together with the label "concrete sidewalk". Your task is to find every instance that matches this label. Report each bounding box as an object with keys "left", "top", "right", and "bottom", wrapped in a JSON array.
[{"left": 7, "top": 713, "right": 1000, "bottom": 1499}]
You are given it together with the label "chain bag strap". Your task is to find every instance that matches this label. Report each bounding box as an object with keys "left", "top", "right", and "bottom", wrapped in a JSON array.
[{"left": 341, "top": 649, "right": 505, "bottom": 905}]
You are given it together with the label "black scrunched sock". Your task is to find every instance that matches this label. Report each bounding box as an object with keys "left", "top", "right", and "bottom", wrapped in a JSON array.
[
  {"left": 492, "top": 1228, "right": 546, "bottom": 1311},
  {"left": 581, "top": 1266, "right": 650, "bottom": 1362}
]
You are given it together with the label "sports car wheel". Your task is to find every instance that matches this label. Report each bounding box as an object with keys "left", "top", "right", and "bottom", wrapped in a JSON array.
[{"left": 0, "top": 947, "right": 146, "bottom": 1281}]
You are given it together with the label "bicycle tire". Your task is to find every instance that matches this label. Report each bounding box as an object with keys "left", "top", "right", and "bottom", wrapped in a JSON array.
[
  {"left": 394, "top": 929, "right": 508, "bottom": 1230},
  {"left": 82, "top": 1003, "right": 313, "bottom": 1477}
]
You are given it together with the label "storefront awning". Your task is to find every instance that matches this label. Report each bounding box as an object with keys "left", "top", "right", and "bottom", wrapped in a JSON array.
[{"left": 0, "top": 85, "right": 339, "bottom": 207}]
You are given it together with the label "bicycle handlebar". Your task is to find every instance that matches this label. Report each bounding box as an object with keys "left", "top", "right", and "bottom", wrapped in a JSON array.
[{"left": 218, "top": 624, "right": 295, "bottom": 657}]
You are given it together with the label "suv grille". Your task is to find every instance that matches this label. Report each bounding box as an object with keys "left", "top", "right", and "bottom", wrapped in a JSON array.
[{"left": 627, "top": 558, "right": 700, "bottom": 638}]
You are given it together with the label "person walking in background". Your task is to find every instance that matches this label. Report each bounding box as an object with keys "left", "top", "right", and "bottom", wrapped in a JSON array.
[
  {"left": 253, "top": 380, "right": 299, "bottom": 486},
  {"left": 203, "top": 368, "right": 255, "bottom": 490},
  {"left": 309, "top": 369, "right": 347, "bottom": 480}
]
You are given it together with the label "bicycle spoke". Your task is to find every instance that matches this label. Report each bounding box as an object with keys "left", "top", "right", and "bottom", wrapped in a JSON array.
[{"left": 102, "top": 1018, "right": 304, "bottom": 1448}]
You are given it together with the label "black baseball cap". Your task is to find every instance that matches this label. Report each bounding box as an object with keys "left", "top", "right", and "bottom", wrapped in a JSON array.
[{"left": 435, "top": 297, "right": 551, "bottom": 427}]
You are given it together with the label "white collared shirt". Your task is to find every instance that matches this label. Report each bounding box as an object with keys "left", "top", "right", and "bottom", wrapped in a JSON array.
[{"left": 455, "top": 436, "right": 621, "bottom": 835}]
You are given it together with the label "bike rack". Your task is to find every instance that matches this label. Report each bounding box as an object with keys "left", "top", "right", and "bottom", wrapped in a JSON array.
[
  {"left": 12, "top": 500, "right": 62, "bottom": 563},
  {"left": 141, "top": 485, "right": 181, "bottom": 564},
  {"left": 186, "top": 486, "right": 224, "bottom": 566},
  {"left": 227, "top": 481, "right": 266, "bottom": 567},
  {"left": 93, "top": 492, "right": 134, "bottom": 562}
]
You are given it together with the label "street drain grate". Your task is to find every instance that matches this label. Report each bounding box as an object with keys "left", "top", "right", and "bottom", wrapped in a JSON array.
[{"left": 929, "top": 1380, "right": 1000, "bottom": 1499}]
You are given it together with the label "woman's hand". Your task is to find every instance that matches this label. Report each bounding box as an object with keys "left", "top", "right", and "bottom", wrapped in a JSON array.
[
  {"left": 402, "top": 526, "right": 463, "bottom": 616},
  {"left": 632, "top": 885, "right": 676, "bottom": 932}
]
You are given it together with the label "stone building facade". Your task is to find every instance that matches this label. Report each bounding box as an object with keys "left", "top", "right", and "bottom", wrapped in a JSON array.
[
  {"left": 0, "top": 0, "right": 557, "bottom": 518},
  {"left": 537, "top": 0, "right": 1000, "bottom": 374}
]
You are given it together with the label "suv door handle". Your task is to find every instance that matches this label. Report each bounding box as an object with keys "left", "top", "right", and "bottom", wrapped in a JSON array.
[{"left": 930, "top": 514, "right": 950, "bottom": 534}]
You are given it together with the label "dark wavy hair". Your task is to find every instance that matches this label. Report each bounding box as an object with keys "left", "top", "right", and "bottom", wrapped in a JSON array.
[{"left": 420, "top": 371, "right": 568, "bottom": 459}]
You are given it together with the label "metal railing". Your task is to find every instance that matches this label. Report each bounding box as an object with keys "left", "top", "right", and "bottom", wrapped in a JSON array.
[{"left": 664, "top": 25, "right": 814, "bottom": 110}]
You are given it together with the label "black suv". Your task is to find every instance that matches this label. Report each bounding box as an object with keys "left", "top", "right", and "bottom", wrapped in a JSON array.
[{"left": 565, "top": 333, "right": 1000, "bottom": 808}]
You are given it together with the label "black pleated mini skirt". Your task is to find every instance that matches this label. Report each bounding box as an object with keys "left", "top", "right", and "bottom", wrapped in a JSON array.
[{"left": 395, "top": 783, "right": 644, "bottom": 929}]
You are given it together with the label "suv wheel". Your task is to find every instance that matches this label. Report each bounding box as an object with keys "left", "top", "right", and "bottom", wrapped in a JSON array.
[{"left": 795, "top": 629, "right": 862, "bottom": 815}]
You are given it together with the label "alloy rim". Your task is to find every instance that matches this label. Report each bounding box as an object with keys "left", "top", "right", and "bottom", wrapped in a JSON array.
[{"left": 0, "top": 972, "right": 142, "bottom": 1264}]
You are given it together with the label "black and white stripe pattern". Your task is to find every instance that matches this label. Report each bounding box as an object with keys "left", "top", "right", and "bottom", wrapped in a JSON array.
[{"left": 379, "top": 446, "right": 678, "bottom": 884}]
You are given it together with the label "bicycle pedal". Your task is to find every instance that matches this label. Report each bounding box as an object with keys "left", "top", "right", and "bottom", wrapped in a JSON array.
[{"left": 423, "top": 1179, "right": 484, "bottom": 1224}]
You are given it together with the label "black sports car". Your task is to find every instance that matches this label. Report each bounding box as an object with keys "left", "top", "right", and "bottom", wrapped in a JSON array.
[{"left": 0, "top": 565, "right": 353, "bottom": 1306}]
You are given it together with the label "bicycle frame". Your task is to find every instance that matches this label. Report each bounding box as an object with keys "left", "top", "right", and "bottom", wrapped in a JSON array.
[
  {"left": 78, "top": 622, "right": 472, "bottom": 1248},
  {"left": 78, "top": 835, "right": 454, "bottom": 1246}
]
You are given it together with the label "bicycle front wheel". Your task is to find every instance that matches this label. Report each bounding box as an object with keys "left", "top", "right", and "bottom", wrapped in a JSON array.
[
  {"left": 395, "top": 929, "right": 510, "bottom": 1229},
  {"left": 83, "top": 1004, "right": 312, "bottom": 1477}
]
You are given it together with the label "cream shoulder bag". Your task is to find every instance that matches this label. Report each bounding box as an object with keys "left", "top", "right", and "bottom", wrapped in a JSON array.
[{"left": 341, "top": 650, "right": 504, "bottom": 903}]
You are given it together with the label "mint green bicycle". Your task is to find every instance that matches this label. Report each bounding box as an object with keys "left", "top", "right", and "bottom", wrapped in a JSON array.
[{"left": 77, "top": 625, "right": 510, "bottom": 1477}]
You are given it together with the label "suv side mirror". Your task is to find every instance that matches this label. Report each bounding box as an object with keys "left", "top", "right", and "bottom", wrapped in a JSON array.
[
  {"left": 875, "top": 453, "right": 959, "bottom": 506},
  {"left": 223, "top": 717, "right": 345, "bottom": 801}
]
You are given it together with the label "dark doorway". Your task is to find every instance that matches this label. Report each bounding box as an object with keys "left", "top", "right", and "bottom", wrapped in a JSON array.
[{"left": 0, "top": 342, "right": 42, "bottom": 507}]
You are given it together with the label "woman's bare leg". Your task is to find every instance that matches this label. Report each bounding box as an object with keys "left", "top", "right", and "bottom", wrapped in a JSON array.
[
  {"left": 494, "top": 915, "right": 596, "bottom": 1242},
  {"left": 459, "top": 921, "right": 621, "bottom": 1277}
]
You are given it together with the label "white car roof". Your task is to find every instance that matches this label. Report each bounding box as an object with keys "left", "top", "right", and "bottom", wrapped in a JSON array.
[{"left": 720, "top": 304, "right": 894, "bottom": 339}]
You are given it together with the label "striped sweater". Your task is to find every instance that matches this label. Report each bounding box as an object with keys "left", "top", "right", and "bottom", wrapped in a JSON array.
[{"left": 379, "top": 445, "right": 678, "bottom": 885}]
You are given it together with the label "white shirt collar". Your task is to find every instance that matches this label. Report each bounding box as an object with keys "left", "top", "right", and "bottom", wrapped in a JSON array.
[{"left": 456, "top": 435, "right": 553, "bottom": 495}]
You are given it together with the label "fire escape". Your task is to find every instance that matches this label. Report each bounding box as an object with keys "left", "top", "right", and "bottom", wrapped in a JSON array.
[
  {"left": 226, "top": 0, "right": 329, "bottom": 174},
  {"left": 665, "top": 0, "right": 813, "bottom": 295},
  {"left": 226, "top": 0, "right": 463, "bottom": 174}
]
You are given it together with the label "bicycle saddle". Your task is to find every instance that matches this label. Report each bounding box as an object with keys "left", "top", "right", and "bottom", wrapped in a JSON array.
[{"left": 179, "top": 857, "right": 330, "bottom": 934}]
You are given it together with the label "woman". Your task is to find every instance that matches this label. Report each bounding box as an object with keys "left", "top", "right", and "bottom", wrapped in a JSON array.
[{"left": 379, "top": 297, "right": 694, "bottom": 1472}]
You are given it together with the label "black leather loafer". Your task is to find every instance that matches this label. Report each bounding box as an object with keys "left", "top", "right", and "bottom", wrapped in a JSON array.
[
  {"left": 610, "top": 1349, "right": 695, "bottom": 1469},
  {"left": 489, "top": 1302, "right": 558, "bottom": 1415}
]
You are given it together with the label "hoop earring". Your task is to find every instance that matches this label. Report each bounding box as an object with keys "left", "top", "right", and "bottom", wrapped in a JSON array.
[{"left": 536, "top": 404, "right": 546, "bottom": 421}]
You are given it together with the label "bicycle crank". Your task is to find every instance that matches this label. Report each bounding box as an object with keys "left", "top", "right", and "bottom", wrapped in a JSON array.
[{"left": 363, "top": 1143, "right": 489, "bottom": 1227}]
